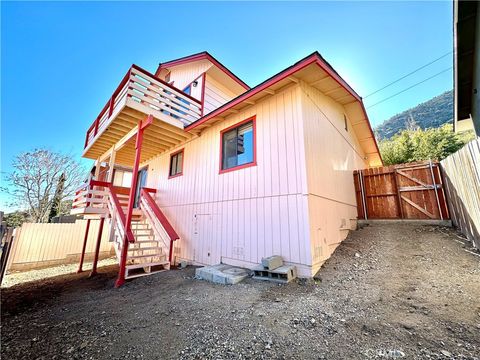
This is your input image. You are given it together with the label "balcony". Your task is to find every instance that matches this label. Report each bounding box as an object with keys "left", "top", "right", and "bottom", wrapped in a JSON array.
[{"left": 83, "top": 65, "right": 201, "bottom": 165}]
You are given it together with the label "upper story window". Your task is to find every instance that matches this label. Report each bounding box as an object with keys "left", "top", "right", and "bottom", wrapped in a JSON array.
[
  {"left": 169, "top": 149, "right": 184, "bottom": 178},
  {"left": 220, "top": 117, "right": 256, "bottom": 173},
  {"left": 113, "top": 169, "right": 133, "bottom": 187}
]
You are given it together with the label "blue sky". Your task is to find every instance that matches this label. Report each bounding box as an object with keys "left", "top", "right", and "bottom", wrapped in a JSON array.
[{"left": 1, "top": 1, "right": 453, "bottom": 210}]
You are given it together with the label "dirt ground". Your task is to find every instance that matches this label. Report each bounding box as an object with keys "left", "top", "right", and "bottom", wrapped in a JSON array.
[{"left": 1, "top": 223, "right": 479, "bottom": 360}]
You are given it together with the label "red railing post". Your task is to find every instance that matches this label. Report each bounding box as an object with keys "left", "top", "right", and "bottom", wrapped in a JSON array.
[
  {"left": 94, "top": 116, "right": 100, "bottom": 136},
  {"left": 77, "top": 219, "right": 91, "bottom": 273},
  {"left": 89, "top": 216, "right": 105, "bottom": 277},
  {"left": 108, "top": 96, "right": 114, "bottom": 117},
  {"left": 84, "top": 132, "right": 90, "bottom": 149},
  {"left": 140, "top": 188, "right": 180, "bottom": 265},
  {"left": 115, "top": 117, "right": 150, "bottom": 288}
]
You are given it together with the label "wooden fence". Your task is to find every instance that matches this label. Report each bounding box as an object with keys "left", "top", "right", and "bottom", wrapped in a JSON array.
[
  {"left": 6, "top": 220, "right": 113, "bottom": 272},
  {"left": 354, "top": 161, "right": 449, "bottom": 220},
  {"left": 441, "top": 138, "right": 480, "bottom": 248}
]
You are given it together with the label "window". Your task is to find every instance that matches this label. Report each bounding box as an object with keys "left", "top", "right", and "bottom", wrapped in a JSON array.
[
  {"left": 169, "top": 150, "right": 184, "bottom": 178},
  {"left": 220, "top": 117, "right": 256, "bottom": 173},
  {"left": 344, "top": 114, "right": 348, "bottom": 132},
  {"left": 113, "top": 170, "right": 132, "bottom": 187}
]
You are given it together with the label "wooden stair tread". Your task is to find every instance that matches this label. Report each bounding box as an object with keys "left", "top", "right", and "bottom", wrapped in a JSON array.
[
  {"left": 128, "top": 246, "right": 162, "bottom": 251},
  {"left": 126, "top": 260, "right": 170, "bottom": 270},
  {"left": 133, "top": 240, "right": 158, "bottom": 244},
  {"left": 125, "top": 269, "right": 168, "bottom": 280},
  {"left": 128, "top": 253, "right": 165, "bottom": 260}
]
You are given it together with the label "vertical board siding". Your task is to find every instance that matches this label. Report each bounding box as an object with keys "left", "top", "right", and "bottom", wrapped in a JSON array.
[
  {"left": 203, "top": 74, "right": 238, "bottom": 115},
  {"left": 143, "top": 84, "right": 312, "bottom": 273},
  {"left": 7, "top": 220, "right": 113, "bottom": 271},
  {"left": 167, "top": 60, "right": 212, "bottom": 92},
  {"left": 300, "top": 81, "right": 368, "bottom": 275},
  {"left": 441, "top": 138, "right": 480, "bottom": 248}
]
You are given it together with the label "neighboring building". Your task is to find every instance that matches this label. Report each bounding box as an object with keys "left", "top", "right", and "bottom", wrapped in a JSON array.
[
  {"left": 73, "top": 51, "right": 381, "bottom": 286},
  {"left": 454, "top": 0, "right": 479, "bottom": 135}
]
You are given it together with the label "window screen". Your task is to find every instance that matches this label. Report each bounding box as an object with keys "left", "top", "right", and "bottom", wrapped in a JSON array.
[
  {"left": 221, "top": 121, "right": 254, "bottom": 170},
  {"left": 169, "top": 151, "right": 183, "bottom": 177}
]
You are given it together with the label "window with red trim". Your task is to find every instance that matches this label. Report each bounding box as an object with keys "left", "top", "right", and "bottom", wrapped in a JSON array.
[
  {"left": 220, "top": 118, "right": 255, "bottom": 172},
  {"left": 169, "top": 150, "right": 184, "bottom": 178}
]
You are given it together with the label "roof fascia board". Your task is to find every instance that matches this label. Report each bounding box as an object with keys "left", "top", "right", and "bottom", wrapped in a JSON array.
[
  {"left": 156, "top": 52, "right": 250, "bottom": 90},
  {"left": 184, "top": 52, "right": 381, "bottom": 164}
]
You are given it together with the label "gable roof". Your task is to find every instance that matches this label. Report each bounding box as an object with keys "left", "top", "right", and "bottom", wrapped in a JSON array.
[
  {"left": 185, "top": 51, "right": 382, "bottom": 167},
  {"left": 155, "top": 51, "right": 250, "bottom": 91}
]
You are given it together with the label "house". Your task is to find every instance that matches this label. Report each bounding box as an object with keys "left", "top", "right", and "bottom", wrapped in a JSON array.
[
  {"left": 72, "top": 51, "right": 381, "bottom": 287},
  {"left": 454, "top": 0, "right": 479, "bottom": 135}
]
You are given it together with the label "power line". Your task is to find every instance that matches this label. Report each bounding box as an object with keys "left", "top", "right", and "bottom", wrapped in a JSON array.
[
  {"left": 366, "top": 67, "right": 452, "bottom": 109},
  {"left": 364, "top": 51, "right": 452, "bottom": 98}
]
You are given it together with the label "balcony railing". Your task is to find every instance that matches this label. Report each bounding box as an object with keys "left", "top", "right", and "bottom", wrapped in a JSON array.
[{"left": 84, "top": 65, "right": 202, "bottom": 149}]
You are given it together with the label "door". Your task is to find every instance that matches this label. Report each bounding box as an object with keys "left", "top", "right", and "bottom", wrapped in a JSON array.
[
  {"left": 134, "top": 167, "right": 148, "bottom": 208},
  {"left": 193, "top": 214, "right": 217, "bottom": 265}
]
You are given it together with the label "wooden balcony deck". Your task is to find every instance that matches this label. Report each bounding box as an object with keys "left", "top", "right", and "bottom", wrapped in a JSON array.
[{"left": 83, "top": 65, "right": 201, "bottom": 166}]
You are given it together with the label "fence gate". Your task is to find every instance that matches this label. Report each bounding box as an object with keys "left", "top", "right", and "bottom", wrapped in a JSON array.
[{"left": 354, "top": 161, "right": 449, "bottom": 220}]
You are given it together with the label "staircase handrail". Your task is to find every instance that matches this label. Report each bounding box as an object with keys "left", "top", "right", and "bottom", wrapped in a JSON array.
[
  {"left": 89, "top": 179, "right": 135, "bottom": 244},
  {"left": 140, "top": 188, "right": 179, "bottom": 263}
]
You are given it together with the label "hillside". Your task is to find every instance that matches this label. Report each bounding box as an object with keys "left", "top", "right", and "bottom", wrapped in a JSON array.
[{"left": 375, "top": 90, "right": 453, "bottom": 139}]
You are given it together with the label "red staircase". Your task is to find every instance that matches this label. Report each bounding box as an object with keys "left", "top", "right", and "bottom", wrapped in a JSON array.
[{"left": 72, "top": 180, "right": 180, "bottom": 283}]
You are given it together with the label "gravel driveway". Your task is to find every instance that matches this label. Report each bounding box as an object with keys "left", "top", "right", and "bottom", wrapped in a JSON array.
[{"left": 1, "top": 223, "right": 479, "bottom": 359}]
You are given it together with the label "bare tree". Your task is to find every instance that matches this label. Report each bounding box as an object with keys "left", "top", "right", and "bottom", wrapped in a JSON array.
[
  {"left": 48, "top": 172, "right": 66, "bottom": 222},
  {"left": 4, "top": 149, "right": 86, "bottom": 223}
]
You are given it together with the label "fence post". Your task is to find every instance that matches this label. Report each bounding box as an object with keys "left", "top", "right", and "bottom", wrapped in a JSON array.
[
  {"left": 429, "top": 160, "right": 443, "bottom": 220},
  {"left": 359, "top": 170, "right": 368, "bottom": 220}
]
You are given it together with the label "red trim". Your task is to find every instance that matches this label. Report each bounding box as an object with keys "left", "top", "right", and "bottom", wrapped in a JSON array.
[
  {"left": 89, "top": 217, "right": 105, "bottom": 277},
  {"left": 155, "top": 51, "right": 250, "bottom": 90},
  {"left": 140, "top": 188, "right": 180, "bottom": 264},
  {"left": 182, "top": 74, "right": 203, "bottom": 102},
  {"left": 219, "top": 116, "right": 257, "bottom": 174},
  {"left": 115, "top": 116, "right": 152, "bottom": 288},
  {"left": 141, "top": 187, "right": 157, "bottom": 193},
  {"left": 184, "top": 52, "right": 381, "bottom": 164},
  {"left": 168, "top": 148, "right": 184, "bottom": 179},
  {"left": 84, "top": 64, "right": 201, "bottom": 149},
  {"left": 77, "top": 219, "right": 91, "bottom": 273},
  {"left": 200, "top": 72, "right": 206, "bottom": 116},
  {"left": 140, "top": 189, "right": 180, "bottom": 241}
]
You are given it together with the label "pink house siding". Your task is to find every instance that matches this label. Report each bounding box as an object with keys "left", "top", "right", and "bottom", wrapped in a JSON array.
[
  {"left": 143, "top": 84, "right": 314, "bottom": 275},
  {"left": 160, "top": 61, "right": 245, "bottom": 116},
  {"left": 165, "top": 60, "right": 211, "bottom": 91},
  {"left": 300, "top": 81, "right": 368, "bottom": 275},
  {"left": 76, "top": 52, "right": 382, "bottom": 282},
  {"left": 203, "top": 74, "right": 238, "bottom": 115}
]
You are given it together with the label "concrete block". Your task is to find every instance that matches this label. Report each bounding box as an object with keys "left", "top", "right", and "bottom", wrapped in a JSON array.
[
  {"left": 253, "top": 264, "right": 297, "bottom": 284},
  {"left": 195, "top": 267, "right": 213, "bottom": 282},
  {"left": 261, "top": 255, "right": 283, "bottom": 270},
  {"left": 195, "top": 264, "right": 249, "bottom": 285},
  {"left": 212, "top": 273, "right": 227, "bottom": 285},
  {"left": 223, "top": 267, "right": 250, "bottom": 284}
]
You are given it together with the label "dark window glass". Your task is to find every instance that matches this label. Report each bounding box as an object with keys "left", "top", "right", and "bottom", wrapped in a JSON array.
[
  {"left": 169, "top": 151, "right": 183, "bottom": 177},
  {"left": 221, "top": 121, "right": 254, "bottom": 170}
]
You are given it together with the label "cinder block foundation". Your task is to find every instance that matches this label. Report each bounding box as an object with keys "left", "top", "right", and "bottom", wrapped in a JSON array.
[
  {"left": 261, "top": 255, "right": 283, "bottom": 270},
  {"left": 195, "top": 264, "right": 249, "bottom": 285}
]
